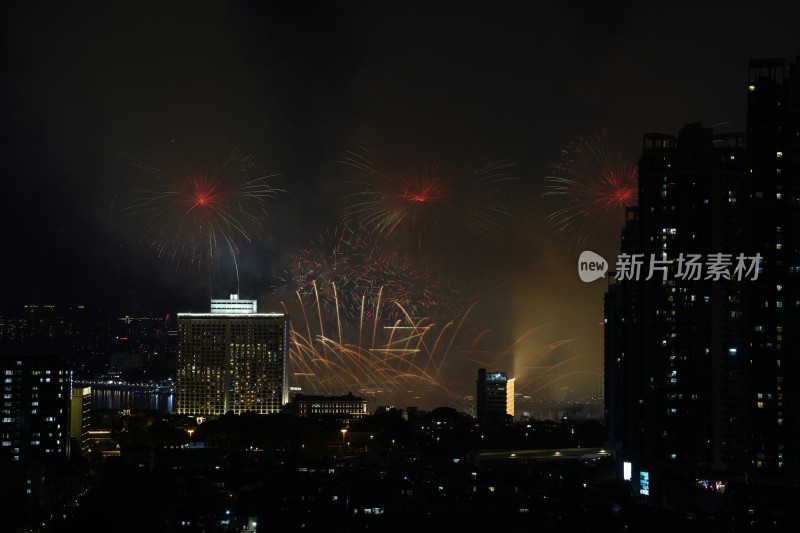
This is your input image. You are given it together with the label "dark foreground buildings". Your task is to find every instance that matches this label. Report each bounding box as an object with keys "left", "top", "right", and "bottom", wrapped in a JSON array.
[
  {"left": 1, "top": 355, "right": 74, "bottom": 528},
  {"left": 606, "top": 57, "right": 800, "bottom": 507},
  {"left": 1, "top": 355, "right": 72, "bottom": 463}
]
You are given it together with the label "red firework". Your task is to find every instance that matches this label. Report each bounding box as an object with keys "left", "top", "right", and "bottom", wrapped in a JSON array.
[
  {"left": 122, "top": 144, "right": 281, "bottom": 271},
  {"left": 399, "top": 173, "right": 449, "bottom": 205},
  {"left": 543, "top": 130, "right": 638, "bottom": 247},
  {"left": 341, "top": 146, "right": 513, "bottom": 265}
]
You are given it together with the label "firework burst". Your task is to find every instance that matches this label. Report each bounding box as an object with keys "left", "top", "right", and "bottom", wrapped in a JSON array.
[
  {"left": 340, "top": 146, "right": 514, "bottom": 266},
  {"left": 281, "top": 224, "right": 460, "bottom": 324},
  {"left": 543, "top": 130, "right": 637, "bottom": 248},
  {"left": 121, "top": 143, "right": 283, "bottom": 288}
]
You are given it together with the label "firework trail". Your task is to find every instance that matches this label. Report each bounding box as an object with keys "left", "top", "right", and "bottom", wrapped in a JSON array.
[
  {"left": 281, "top": 224, "right": 461, "bottom": 324},
  {"left": 282, "top": 285, "right": 589, "bottom": 409},
  {"left": 543, "top": 130, "right": 637, "bottom": 248},
  {"left": 283, "top": 287, "right": 472, "bottom": 409},
  {"left": 120, "top": 143, "right": 283, "bottom": 291},
  {"left": 340, "top": 146, "right": 514, "bottom": 267}
]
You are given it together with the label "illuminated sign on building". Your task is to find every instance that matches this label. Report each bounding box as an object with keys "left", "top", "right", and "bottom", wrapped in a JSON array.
[
  {"left": 639, "top": 471, "right": 650, "bottom": 496},
  {"left": 623, "top": 461, "right": 632, "bottom": 481}
]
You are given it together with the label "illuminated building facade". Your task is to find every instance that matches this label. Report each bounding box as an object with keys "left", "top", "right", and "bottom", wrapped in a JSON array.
[
  {"left": 175, "top": 295, "right": 287, "bottom": 417},
  {"left": 1, "top": 355, "right": 72, "bottom": 462},
  {"left": 476, "top": 369, "right": 513, "bottom": 425},
  {"left": 210, "top": 294, "right": 259, "bottom": 314},
  {"left": 70, "top": 386, "right": 91, "bottom": 456},
  {"left": 291, "top": 393, "right": 368, "bottom": 424},
  {"left": 506, "top": 377, "right": 515, "bottom": 418}
]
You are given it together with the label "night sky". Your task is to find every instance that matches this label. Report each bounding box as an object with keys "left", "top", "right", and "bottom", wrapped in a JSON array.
[{"left": 3, "top": 1, "right": 799, "bottom": 403}]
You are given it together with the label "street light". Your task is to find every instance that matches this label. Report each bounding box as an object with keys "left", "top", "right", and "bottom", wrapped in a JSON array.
[{"left": 341, "top": 429, "right": 347, "bottom": 443}]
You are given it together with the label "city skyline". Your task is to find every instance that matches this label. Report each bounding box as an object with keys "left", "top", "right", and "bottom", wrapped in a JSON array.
[
  {"left": 2, "top": 4, "right": 799, "bottom": 404},
  {"left": 3, "top": 4, "right": 800, "bottom": 530}
]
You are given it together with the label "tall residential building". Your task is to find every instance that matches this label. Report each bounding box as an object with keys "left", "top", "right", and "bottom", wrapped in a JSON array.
[
  {"left": 745, "top": 57, "right": 800, "bottom": 476},
  {"left": 476, "top": 369, "right": 513, "bottom": 425},
  {"left": 606, "top": 124, "right": 746, "bottom": 491},
  {"left": 1, "top": 355, "right": 72, "bottom": 462},
  {"left": 605, "top": 56, "right": 800, "bottom": 503},
  {"left": 175, "top": 295, "right": 287, "bottom": 417}
]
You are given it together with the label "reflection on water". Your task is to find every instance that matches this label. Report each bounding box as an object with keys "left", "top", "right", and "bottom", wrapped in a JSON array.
[{"left": 92, "top": 389, "right": 173, "bottom": 412}]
